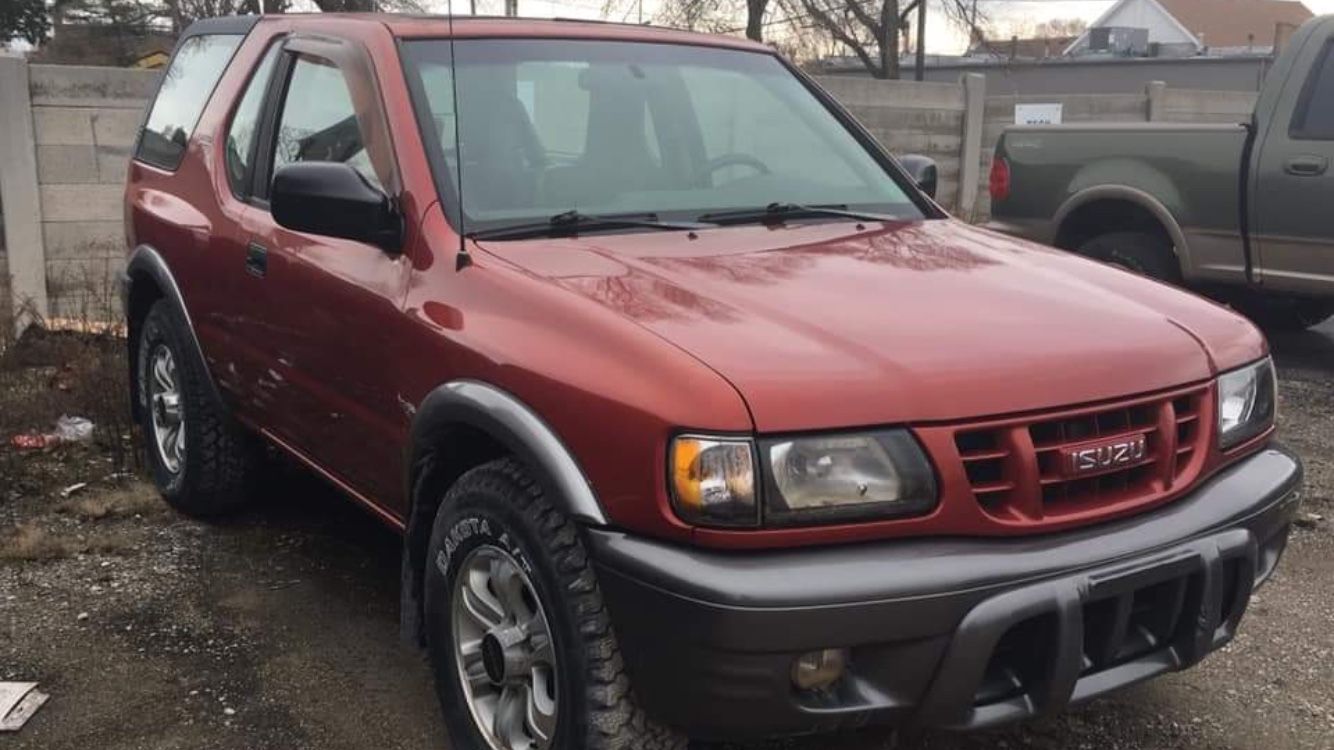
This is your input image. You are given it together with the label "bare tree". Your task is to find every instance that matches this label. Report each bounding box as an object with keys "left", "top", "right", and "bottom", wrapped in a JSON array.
[
  {"left": 647, "top": 0, "right": 771, "bottom": 41},
  {"left": 1033, "top": 17, "right": 1086, "bottom": 38},
  {"left": 1, "top": 0, "right": 51, "bottom": 45},
  {"left": 744, "top": 0, "right": 770, "bottom": 41},
  {"left": 780, "top": 0, "right": 988, "bottom": 79}
]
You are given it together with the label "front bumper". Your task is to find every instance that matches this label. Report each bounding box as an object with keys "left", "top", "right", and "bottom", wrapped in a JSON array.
[{"left": 590, "top": 444, "right": 1302, "bottom": 740}]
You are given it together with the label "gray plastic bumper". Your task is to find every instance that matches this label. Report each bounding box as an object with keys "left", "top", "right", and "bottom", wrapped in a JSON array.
[{"left": 589, "top": 445, "right": 1303, "bottom": 740}]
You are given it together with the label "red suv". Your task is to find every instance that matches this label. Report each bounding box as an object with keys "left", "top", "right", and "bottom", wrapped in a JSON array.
[{"left": 123, "top": 14, "right": 1302, "bottom": 748}]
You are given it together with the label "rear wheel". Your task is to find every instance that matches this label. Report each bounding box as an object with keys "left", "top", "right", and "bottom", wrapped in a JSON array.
[
  {"left": 137, "top": 300, "right": 255, "bottom": 516},
  {"left": 1078, "top": 231, "right": 1181, "bottom": 284},
  {"left": 1235, "top": 296, "right": 1334, "bottom": 331},
  {"left": 424, "top": 458, "right": 685, "bottom": 750}
]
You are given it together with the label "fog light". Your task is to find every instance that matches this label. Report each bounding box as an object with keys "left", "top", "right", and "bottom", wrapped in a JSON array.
[{"left": 791, "top": 648, "right": 848, "bottom": 691}]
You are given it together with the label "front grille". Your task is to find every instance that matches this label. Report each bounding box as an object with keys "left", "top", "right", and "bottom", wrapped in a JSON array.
[{"left": 953, "top": 384, "right": 1211, "bottom": 523}]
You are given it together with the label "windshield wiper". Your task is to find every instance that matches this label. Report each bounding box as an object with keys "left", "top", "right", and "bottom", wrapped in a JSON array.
[
  {"left": 697, "top": 202, "right": 904, "bottom": 226},
  {"left": 470, "top": 210, "right": 713, "bottom": 241}
]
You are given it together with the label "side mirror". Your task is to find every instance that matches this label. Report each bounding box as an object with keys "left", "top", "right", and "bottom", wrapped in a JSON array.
[
  {"left": 898, "top": 154, "right": 939, "bottom": 200},
  {"left": 271, "top": 162, "right": 402, "bottom": 251}
]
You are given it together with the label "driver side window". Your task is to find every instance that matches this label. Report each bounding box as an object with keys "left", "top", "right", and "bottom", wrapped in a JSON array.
[{"left": 269, "top": 55, "right": 381, "bottom": 191}]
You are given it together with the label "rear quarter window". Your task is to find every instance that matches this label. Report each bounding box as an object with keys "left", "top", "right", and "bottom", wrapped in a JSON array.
[
  {"left": 1291, "top": 39, "right": 1334, "bottom": 141},
  {"left": 135, "top": 34, "right": 243, "bottom": 170}
]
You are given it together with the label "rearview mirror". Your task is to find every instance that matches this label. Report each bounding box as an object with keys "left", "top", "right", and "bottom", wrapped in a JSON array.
[
  {"left": 271, "top": 162, "right": 402, "bottom": 251},
  {"left": 898, "top": 154, "right": 939, "bottom": 200}
]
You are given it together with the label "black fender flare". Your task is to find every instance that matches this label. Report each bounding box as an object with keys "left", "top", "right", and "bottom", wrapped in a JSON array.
[
  {"left": 399, "top": 379, "right": 607, "bottom": 644},
  {"left": 123, "top": 244, "right": 224, "bottom": 417}
]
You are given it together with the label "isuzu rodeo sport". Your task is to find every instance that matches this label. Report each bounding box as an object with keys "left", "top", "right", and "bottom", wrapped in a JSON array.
[{"left": 122, "top": 14, "right": 1303, "bottom": 749}]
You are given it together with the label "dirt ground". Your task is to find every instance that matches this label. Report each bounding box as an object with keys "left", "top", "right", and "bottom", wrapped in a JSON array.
[{"left": 2, "top": 321, "right": 1332, "bottom": 750}]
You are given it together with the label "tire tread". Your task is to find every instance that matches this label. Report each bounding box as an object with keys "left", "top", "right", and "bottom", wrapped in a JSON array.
[
  {"left": 447, "top": 458, "right": 686, "bottom": 750},
  {"left": 140, "top": 301, "right": 253, "bottom": 516}
]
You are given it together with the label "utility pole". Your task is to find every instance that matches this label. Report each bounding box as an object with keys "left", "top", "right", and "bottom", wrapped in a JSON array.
[{"left": 915, "top": 0, "right": 926, "bottom": 81}]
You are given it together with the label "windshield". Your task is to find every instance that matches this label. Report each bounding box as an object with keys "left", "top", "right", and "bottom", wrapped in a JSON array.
[{"left": 401, "top": 39, "right": 927, "bottom": 235}]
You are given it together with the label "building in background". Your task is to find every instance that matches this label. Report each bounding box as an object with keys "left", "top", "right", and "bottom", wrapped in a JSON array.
[{"left": 1065, "top": 0, "right": 1314, "bottom": 57}]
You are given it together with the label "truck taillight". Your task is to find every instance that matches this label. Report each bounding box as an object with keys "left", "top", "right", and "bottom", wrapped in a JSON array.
[{"left": 989, "top": 156, "right": 1011, "bottom": 202}]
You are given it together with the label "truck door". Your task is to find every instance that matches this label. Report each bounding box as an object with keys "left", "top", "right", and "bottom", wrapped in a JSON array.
[
  {"left": 1253, "top": 31, "right": 1334, "bottom": 294},
  {"left": 244, "top": 34, "right": 412, "bottom": 509}
]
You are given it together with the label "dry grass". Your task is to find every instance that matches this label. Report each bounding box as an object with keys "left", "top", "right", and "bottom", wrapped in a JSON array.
[
  {"left": 0, "top": 325, "right": 139, "bottom": 485},
  {"left": 0, "top": 520, "right": 143, "bottom": 562},
  {"left": 0, "top": 524, "right": 69, "bottom": 561},
  {"left": 57, "top": 481, "right": 164, "bottom": 520},
  {"left": 2, "top": 263, "right": 137, "bottom": 476}
]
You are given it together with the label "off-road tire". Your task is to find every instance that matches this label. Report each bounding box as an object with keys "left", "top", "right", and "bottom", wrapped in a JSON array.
[
  {"left": 137, "top": 300, "right": 254, "bottom": 516},
  {"left": 1079, "top": 231, "right": 1182, "bottom": 284},
  {"left": 424, "top": 458, "right": 686, "bottom": 750}
]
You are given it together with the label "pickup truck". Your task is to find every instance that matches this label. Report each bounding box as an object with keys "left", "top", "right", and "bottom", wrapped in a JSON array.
[
  {"left": 123, "top": 13, "right": 1301, "bottom": 749},
  {"left": 988, "top": 15, "right": 1334, "bottom": 330}
]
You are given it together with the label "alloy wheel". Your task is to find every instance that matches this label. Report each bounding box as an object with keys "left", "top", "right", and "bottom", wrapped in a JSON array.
[
  {"left": 148, "top": 344, "right": 185, "bottom": 475},
  {"left": 452, "top": 545, "right": 559, "bottom": 750}
]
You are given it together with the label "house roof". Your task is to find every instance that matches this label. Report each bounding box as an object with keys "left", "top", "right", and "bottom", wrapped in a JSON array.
[{"left": 1156, "top": 0, "right": 1314, "bottom": 48}]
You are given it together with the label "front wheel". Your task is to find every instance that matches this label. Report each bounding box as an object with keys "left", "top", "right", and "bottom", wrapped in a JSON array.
[{"left": 424, "top": 459, "right": 685, "bottom": 750}]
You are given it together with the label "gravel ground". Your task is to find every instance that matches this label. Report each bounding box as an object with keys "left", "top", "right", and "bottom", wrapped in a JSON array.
[{"left": 2, "top": 322, "right": 1331, "bottom": 750}]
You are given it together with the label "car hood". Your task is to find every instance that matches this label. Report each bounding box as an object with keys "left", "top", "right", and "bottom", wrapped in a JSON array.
[{"left": 476, "top": 219, "right": 1265, "bottom": 432}]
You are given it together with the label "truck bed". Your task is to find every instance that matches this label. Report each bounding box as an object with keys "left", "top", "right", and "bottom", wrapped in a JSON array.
[{"left": 997, "top": 123, "right": 1249, "bottom": 234}]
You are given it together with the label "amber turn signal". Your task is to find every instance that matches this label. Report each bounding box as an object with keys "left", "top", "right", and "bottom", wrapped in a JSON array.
[{"left": 669, "top": 436, "right": 758, "bottom": 527}]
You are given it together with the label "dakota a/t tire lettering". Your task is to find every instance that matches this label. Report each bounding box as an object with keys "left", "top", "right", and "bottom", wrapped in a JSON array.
[{"left": 423, "top": 458, "right": 685, "bottom": 750}]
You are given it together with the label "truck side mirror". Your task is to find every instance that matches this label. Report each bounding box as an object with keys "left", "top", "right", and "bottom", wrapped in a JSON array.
[
  {"left": 898, "top": 154, "right": 939, "bottom": 200},
  {"left": 271, "top": 162, "right": 403, "bottom": 252}
]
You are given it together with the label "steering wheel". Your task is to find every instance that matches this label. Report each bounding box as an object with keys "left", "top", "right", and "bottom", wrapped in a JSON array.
[{"left": 695, "top": 153, "right": 771, "bottom": 183}]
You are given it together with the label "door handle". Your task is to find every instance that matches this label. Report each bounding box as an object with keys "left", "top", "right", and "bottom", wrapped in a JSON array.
[
  {"left": 245, "top": 242, "right": 268, "bottom": 278},
  {"left": 1284, "top": 155, "right": 1329, "bottom": 177}
]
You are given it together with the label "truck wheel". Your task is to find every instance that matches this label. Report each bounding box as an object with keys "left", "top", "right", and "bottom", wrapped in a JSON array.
[
  {"left": 137, "top": 300, "right": 254, "bottom": 516},
  {"left": 424, "top": 458, "right": 686, "bottom": 750},
  {"left": 1237, "top": 297, "right": 1334, "bottom": 331},
  {"left": 1078, "top": 231, "right": 1181, "bottom": 283}
]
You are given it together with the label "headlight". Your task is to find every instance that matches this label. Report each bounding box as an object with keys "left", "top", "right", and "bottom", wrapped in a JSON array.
[
  {"left": 670, "top": 436, "right": 758, "bottom": 527},
  {"left": 1217, "top": 357, "right": 1276, "bottom": 450},
  {"left": 761, "top": 430, "right": 937, "bottom": 525}
]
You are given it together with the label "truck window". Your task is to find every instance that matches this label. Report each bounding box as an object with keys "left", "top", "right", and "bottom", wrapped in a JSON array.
[
  {"left": 1292, "top": 40, "right": 1334, "bottom": 140},
  {"left": 269, "top": 56, "right": 382, "bottom": 191},
  {"left": 224, "top": 42, "right": 282, "bottom": 198},
  {"left": 135, "top": 34, "right": 243, "bottom": 170}
]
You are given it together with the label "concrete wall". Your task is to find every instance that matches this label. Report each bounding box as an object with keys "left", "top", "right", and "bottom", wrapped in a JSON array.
[
  {"left": 31, "top": 65, "right": 158, "bottom": 321},
  {"left": 814, "top": 76, "right": 982, "bottom": 215},
  {"left": 825, "top": 55, "right": 1274, "bottom": 95},
  {"left": 0, "top": 60, "right": 158, "bottom": 328}
]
